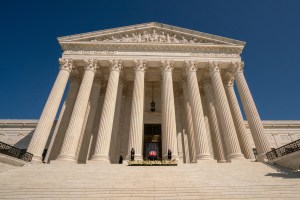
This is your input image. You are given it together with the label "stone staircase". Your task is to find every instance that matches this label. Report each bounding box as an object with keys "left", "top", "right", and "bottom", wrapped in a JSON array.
[{"left": 0, "top": 161, "right": 300, "bottom": 199}]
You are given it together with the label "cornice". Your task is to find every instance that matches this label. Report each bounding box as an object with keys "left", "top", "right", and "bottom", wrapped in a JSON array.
[
  {"left": 63, "top": 50, "right": 241, "bottom": 58},
  {"left": 60, "top": 42, "right": 243, "bottom": 55}
]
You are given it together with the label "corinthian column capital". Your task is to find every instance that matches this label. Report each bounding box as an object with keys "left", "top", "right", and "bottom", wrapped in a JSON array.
[
  {"left": 59, "top": 58, "right": 74, "bottom": 72},
  {"left": 133, "top": 60, "right": 148, "bottom": 72},
  {"left": 208, "top": 61, "right": 221, "bottom": 73},
  {"left": 109, "top": 59, "right": 123, "bottom": 72},
  {"left": 184, "top": 60, "right": 198, "bottom": 73},
  {"left": 160, "top": 60, "right": 174, "bottom": 72},
  {"left": 84, "top": 59, "right": 99, "bottom": 72},
  {"left": 230, "top": 61, "right": 244, "bottom": 74}
]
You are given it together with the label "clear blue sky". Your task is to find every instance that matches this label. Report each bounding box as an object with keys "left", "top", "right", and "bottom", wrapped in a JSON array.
[{"left": 0, "top": 0, "right": 299, "bottom": 120}]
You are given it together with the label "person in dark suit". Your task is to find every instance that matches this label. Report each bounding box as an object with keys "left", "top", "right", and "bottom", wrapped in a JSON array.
[{"left": 130, "top": 148, "right": 135, "bottom": 161}]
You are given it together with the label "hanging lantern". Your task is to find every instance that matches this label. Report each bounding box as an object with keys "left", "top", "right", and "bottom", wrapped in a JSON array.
[
  {"left": 150, "top": 82, "right": 155, "bottom": 112},
  {"left": 151, "top": 100, "right": 155, "bottom": 112}
]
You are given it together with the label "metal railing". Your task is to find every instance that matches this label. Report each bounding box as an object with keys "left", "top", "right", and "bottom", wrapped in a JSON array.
[
  {"left": 0, "top": 141, "right": 33, "bottom": 162},
  {"left": 266, "top": 139, "right": 300, "bottom": 161}
]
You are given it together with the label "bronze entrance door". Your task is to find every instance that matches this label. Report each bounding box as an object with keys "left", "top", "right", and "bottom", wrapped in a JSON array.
[{"left": 144, "top": 124, "right": 162, "bottom": 160}]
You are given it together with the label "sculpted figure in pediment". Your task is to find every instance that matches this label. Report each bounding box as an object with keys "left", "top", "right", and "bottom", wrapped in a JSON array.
[
  {"left": 159, "top": 31, "right": 167, "bottom": 42},
  {"left": 181, "top": 36, "right": 188, "bottom": 43},
  {"left": 151, "top": 29, "right": 159, "bottom": 42}
]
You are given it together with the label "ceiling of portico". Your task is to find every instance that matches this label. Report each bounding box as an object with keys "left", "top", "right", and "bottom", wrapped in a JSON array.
[{"left": 58, "top": 22, "right": 245, "bottom": 54}]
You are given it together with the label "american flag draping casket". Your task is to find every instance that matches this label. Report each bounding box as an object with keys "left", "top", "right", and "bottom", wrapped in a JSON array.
[{"left": 149, "top": 151, "right": 157, "bottom": 157}]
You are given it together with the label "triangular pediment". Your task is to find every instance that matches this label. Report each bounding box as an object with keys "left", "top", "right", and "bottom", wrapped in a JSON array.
[{"left": 58, "top": 22, "right": 245, "bottom": 46}]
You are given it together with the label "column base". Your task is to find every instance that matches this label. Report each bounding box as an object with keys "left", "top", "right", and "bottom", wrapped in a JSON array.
[
  {"left": 55, "top": 154, "right": 77, "bottom": 162},
  {"left": 196, "top": 154, "right": 213, "bottom": 160},
  {"left": 257, "top": 153, "right": 268, "bottom": 162},
  {"left": 226, "top": 159, "right": 251, "bottom": 164},
  {"left": 226, "top": 152, "right": 245, "bottom": 161},
  {"left": 217, "top": 159, "right": 227, "bottom": 163},
  {"left": 196, "top": 159, "right": 216, "bottom": 164},
  {"left": 90, "top": 154, "right": 111, "bottom": 163},
  {"left": 50, "top": 159, "right": 77, "bottom": 165},
  {"left": 30, "top": 155, "right": 44, "bottom": 164}
]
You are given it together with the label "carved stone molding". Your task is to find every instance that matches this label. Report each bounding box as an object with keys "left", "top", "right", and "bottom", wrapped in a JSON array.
[
  {"left": 109, "top": 59, "right": 123, "bottom": 72},
  {"left": 160, "top": 60, "right": 174, "bottom": 72},
  {"left": 59, "top": 58, "right": 74, "bottom": 72},
  {"left": 84, "top": 59, "right": 99, "bottom": 72},
  {"left": 133, "top": 60, "right": 148, "bottom": 72}
]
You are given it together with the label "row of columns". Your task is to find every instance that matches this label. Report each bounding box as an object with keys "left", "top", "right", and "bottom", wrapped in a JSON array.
[{"left": 27, "top": 58, "right": 270, "bottom": 164}]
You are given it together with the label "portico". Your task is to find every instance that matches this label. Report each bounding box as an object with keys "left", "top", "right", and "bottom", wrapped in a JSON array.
[{"left": 27, "top": 22, "right": 270, "bottom": 164}]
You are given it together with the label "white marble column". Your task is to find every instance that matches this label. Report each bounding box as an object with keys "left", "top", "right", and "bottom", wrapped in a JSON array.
[
  {"left": 76, "top": 75, "right": 102, "bottom": 163},
  {"left": 202, "top": 96, "right": 215, "bottom": 159},
  {"left": 203, "top": 78, "right": 226, "bottom": 163},
  {"left": 57, "top": 59, "right": 99, "bottom": 162},
  {"left": 127, "top": 60, "right": 147, "bottom": 160},
  {"left": 231, "top": 62, "right": 270, "bottom": 161},
  {"left": 161, "top": 60, "right": 178, "bottom": 159},
  {"left": 224, "top": 74, "right": 255, "bottom": 160},
  {"left": 27, "top": 58, "right": 74, "bottom": 163},
  {"left": 45, "top": 74, "right": 81, "bottom": 163},
  {"left": 109, "top": 77, "right": 125, "bottom": 163},
  {"left": 208, "top": 62, "right": 244, "bottom": 160},
  {"left": 91, "top": 60, "right": 123, "bottom": 163},
  {"left": 182, "top": 130, "right": 190, "bottom": 163},
  {"left": 182, "top": 80, "right": 197, "bottom": 162},
  {"left": 184, "top": 60, "right": 212, "bottom": 161}
]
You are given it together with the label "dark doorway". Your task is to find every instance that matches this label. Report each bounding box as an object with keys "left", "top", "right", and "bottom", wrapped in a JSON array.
[{"left": 144, "top": 124, "right": 162, "bottom": 160}]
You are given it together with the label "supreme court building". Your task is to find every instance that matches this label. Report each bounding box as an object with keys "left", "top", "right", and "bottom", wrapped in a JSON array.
[{"left": 25, "top": 22, "right": 274, "bottom": 164}]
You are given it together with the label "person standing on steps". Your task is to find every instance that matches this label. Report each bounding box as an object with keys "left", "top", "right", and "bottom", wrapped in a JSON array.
[
  {"left": 130, "top": 148, "right": 135, "bottom": 161},
  {"left": 119, "top": 155, "right": 123, "bottom": 164},
  {"left": 168, "top": 149, "right": 172, "bottom": 160}
]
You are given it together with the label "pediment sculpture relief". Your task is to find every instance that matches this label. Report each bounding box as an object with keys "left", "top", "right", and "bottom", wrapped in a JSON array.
[{"left": 90, "top": 29, "right": 216, "bottom": 44}]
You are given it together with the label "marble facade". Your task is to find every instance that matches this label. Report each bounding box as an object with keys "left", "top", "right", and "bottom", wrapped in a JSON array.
[{"left": 3, "top": 22, "right": 297, "bottom": 164}]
